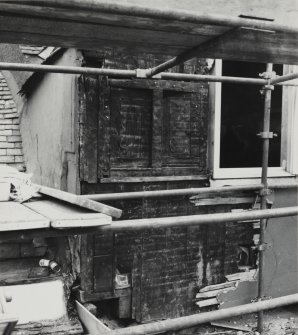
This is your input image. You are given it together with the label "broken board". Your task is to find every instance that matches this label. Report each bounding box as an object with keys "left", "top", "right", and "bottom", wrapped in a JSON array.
[
  {"left": 0, "top": 202, "right": 50, "bottom": 231},
  {"left": 24, "top": 199, "right": 112, "bottom": 229}
]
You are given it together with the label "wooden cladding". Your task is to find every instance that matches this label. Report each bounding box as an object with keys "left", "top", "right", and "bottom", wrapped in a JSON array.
[
  {"left": 79, "top": 77, "right": 208, "bottom": 182},
  {"left": 110, "top": 87, "right": 152, "bottom": 168}
]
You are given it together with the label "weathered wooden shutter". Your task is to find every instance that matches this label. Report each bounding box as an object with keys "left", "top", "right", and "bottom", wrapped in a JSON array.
[
  {"left": 162, "top": 89, "right": 207, "bottom": 169},
  {"left": 98, "top": 79, "right": 208, "bottom": 180},
  {"left": 79, "top": 77, "right": 208, "bottom": 182}
]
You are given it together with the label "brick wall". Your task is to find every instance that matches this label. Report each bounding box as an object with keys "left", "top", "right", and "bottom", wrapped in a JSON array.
[{"left": 0, "top": 72, "right": 25, "bottom": 170}]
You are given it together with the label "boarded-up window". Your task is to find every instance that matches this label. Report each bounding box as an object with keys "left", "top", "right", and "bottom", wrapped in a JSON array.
[{"left": 79, "top": 78, "right": 208, "bottom": 182}]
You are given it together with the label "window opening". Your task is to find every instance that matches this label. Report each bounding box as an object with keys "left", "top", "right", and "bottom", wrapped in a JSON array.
[{"left": 220, "top": 61, "right": 282, "bottom": 168}]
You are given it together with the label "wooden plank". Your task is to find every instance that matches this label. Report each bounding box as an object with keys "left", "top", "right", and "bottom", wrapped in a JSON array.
[
  {"left": 0, "top": 13, "right": 215, "bottom": 52},
  {"left": 80, "top": 234, "right": 94, "bottom": 292},
  {"left": 76, "top": 301, "right": 110, "bottom": 333},
  {"left": 107, "top": 167, "right": 209, "bottom": 178},
  {"left": 191, "top": 197, "right": 255, "bottom": 206},
  {"left": 196, "top": 287, "right": 236, "bottom": 299},
  {"left": 76, "top": 287, "right": 131, "bottom": 303},
  {"left": 101, "top": 175, "right": 208, "bottom": 183},
  {"left": 78, "top": 75, "right": 99, "bottom": 183},
  {"left": 0, "top": 202, "right": 50, "bottom": 232},
  {"left": 0, "top": 2, "right": 298, "bottom": 63},
  {"left": 24, "top": 200, "right": 112, "bottom": 229},
  {"left": 195, "top": 297, "right": 219, "bottom": 308},
  {"left": 34, "top": 184, "right": 122, "bottom": 218},
  {"left": 13, "top": 319, "right": 82, "bottom": 335},
  {"left": 199, "top": 281, "right": 238, "bottom": 293},
  {"left": 0, "top": 227, "right": 107, "bottom": 243},
  {"left": 0, "top": 2, "right": 230, "bottom": 37},
  {"left": 211, "top": 321, "right": 252, "bottom": 332},
  {"left": 98, "top": 78, "right": 111, "bottom": 179}
]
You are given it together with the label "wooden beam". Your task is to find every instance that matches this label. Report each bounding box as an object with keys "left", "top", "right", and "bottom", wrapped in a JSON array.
[
  {"left": 24, "top": 200, "right": 112, "bottom": 229},
  {"left": 34, "top": 184, "right": 122, "bottom": 218}
]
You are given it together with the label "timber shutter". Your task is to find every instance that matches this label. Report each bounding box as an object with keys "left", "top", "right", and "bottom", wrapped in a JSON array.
[{"left": 79, "top": 77, "right": 208, "bottom": 182}]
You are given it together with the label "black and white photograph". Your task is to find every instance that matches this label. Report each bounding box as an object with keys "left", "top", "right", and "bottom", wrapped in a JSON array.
[{"left": 0, "top": 1, "right": 297, "bottom": 334}]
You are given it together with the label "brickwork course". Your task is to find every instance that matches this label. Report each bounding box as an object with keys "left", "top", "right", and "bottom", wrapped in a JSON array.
[{"left": 0, "top": 72, "right": 25, "bottom": 170}]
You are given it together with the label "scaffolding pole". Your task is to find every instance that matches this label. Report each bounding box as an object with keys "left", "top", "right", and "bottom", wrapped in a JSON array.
[
  {"left": 1, "top": 61, "right": 297, "bottom": 87},
  {"left": 104, "top": 293, "right": 298, "bottom": 335},
  {"left": 0, "top": 62, "right": 267, "bottom": 85},
  {"left": 82, "top": 182, "right": 298, "bottom": 201},
  {"left": 101, "top": 206, "right": 298, "bottom": 232},
  {"left": 257, "top": 63, "right": 273, "bottom": 333},
  {"left": 0, "top": 62, "right": 136, "bottom": 78},
  {"left": 82, "top": 184, "right": 263, "bottom": 201}
]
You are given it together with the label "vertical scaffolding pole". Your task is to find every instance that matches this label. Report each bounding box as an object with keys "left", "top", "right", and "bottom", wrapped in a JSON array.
[{"left": 257, "top": 63, "right": 274, "bottom": 333}]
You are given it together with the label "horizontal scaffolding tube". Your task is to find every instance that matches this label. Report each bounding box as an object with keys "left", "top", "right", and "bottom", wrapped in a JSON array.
[
  {"left": 83, "top": 184, "right": 263, "bottom": 201},
  {"left": 105, "top": 293, "right": 298, "bottom": 335},
  {"left": 1, "top": 62, "right": 297, "bottom": 86},
  {"left": 103, "top": 206, "right": 298, "bottom": 232},
  {"left": 0, "top": 62, "right": 267, "bottom": 85},
  {"left": 82, "top": 182, "right": 298, "bottom": 201},
  {"left": 0, "top": 62, "right": 136, "bottom": 78},
  {"left": 160, "top": 72, "right": 267, "bottom": 85},
  {"left": 271, "top": 72, "right": 298, "bottom": 85}
]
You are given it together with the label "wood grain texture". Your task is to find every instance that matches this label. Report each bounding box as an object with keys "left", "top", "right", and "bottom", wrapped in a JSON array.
[
  {"left": 80, "top": 234, "right": 94, "bottom": 292},
  {"left": 0, "top": 2, "right": 298, "bottom": 63},
  {"left": 35, "top": 184, "right": 122, "bottom": 218},
  {"left": 78, "top": 75, "right": 99, "bottom": 183},
  {"left": 24, "top": 200, "right": 112, "bottom": 229},
  {"left": 0, "top": 202, "right": 50, "bottom": 232},
  {"left": 98, "top": 78, "right": 111, "bottom": 179}
]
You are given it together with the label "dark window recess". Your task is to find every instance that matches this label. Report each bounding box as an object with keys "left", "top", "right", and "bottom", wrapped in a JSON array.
[{"left": 220, "top": 61, "right": 282, "bottom": 168}]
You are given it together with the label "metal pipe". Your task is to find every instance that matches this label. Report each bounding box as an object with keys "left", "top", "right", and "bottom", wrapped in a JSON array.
[
  {"left": 271, "top": 72, "right": 298, "bottom": 85},
  {"left": 0, "top": 62, "right": 297, "bottom": 87},
  {"left": 82, "top": 184, "right": 264, "bottom": 201},
  {"left": 104, "top": 206, "right": 298, "bottom": 232},
  {"left": 81, "top": 181, "right": 298, "bottom": 201},
  {"left": 161, "top": 72, "right": 267, "bottom": 85},
  {"left": 257, "top": 63, "right": 273, "bottom": 333},
  {"left": 0, "top": 62, "right": 136, "bottom": 78},
  {"left": 0, "top": 62, "right": 268, "bottom": 85},
  {"left": 104, "top": 293, "right": 298, "bottom": 335},
  {"left": 7, "top": 1, "right": 298, "bottom": 35}
]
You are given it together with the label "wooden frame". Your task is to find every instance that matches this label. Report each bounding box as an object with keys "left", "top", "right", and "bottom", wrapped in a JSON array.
[{"left": 210, "top": 59, "right": 297, "bottom": 179}]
